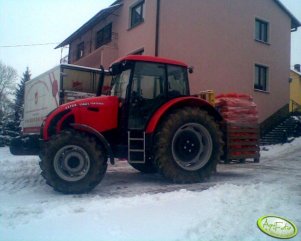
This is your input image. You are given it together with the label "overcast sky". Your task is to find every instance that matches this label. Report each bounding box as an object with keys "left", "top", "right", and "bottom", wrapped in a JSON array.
[{"left": 0, "top": 0, "right": 300, "bottom": 80}]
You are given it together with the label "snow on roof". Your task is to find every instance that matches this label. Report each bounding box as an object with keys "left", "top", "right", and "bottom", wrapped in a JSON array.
[
  {"left": 274, "top": 0, "right": 301, "bottom": 30},
  {"left": 291, "top": 69, "right": 301, "bottom": 77}
]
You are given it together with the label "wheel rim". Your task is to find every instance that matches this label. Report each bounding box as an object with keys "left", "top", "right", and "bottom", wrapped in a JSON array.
[
  {"left": 171, "top": 123, "right": 213, "bottom": 171},
  {"left": 53, "top": 145, "right": 90, "bottom": 182}
]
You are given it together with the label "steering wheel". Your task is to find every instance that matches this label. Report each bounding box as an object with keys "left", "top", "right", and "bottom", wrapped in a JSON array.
[{"left": 131, "top": 91, "right": 144, "bottom": 105}]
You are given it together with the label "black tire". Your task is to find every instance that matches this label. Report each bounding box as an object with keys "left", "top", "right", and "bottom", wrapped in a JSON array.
[
  {"left": 129, "top": 162, "right": 157, "bottom": 174},
  {"left": 154, "top": 107, "right": 223, "bottom": 183},
  {"left": 39, "top": 130, "right": 107, "bottom": 194}
]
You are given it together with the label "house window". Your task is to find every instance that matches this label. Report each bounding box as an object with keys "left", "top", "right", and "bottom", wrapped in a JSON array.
[
  {"left": 130, "top": 1, "right": 144, "bottom": 28},
  {"left": 255, "top": 19, "right": 269, "bottom": 43},
  {"left": 96, "top": 23, "right": 112, "bottom": 49},
  {"left": 76, "top": 42, "right": 84, "bottom": 60},
  {"left": 254, "top": 64, "right": 268, "bottom": 91}
]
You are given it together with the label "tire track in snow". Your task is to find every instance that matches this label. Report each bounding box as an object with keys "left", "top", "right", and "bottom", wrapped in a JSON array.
[{"left": 0, "top": 151, "right": 44, "bottom": 193}]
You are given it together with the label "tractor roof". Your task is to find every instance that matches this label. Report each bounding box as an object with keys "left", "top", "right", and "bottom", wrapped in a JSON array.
[{"left": 112, "top": 55, "right": 188, "bottom": 68}]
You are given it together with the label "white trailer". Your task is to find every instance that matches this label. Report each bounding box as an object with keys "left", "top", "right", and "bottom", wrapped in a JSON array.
[
  {"left": 23, "top": 64, "right": 102, "bottom": 134},
  {"left": 11, "top": 64, "right": 108, "bottom": 155}
]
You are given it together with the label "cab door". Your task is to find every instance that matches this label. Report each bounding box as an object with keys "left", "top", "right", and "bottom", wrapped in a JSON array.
[{"left": 128, "top": 62, "right": 166, "bottom": 130}]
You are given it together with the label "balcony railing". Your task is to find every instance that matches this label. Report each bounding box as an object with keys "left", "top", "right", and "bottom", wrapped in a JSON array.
[
  {"left": 60, "top": 55, "right": 69, "bottom": 64},
  {"left": 62, "top": 32, "right": 118, "bottom": 65}
]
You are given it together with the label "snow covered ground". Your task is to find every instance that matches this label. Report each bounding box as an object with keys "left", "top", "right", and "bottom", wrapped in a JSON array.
[{"left": 1, "top": 138, "right": 301, "bottom": 241}]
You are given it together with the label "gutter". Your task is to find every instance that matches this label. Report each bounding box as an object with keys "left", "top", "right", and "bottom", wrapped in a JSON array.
[{"left": 155, "top": 0, "right": 161, "bottom": 56}]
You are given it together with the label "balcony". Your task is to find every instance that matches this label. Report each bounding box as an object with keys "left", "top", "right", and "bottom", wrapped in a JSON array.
[
  {"left": 66, "top": 32, "right": 119, "bottom": 69},
  {"left": 60, "top": 55, "right": 69, "bottom": 64}
]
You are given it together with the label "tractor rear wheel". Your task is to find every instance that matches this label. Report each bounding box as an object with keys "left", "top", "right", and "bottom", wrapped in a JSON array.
[
  {"left": 39, "top": 130, "right": 107, "bottom": 194},
  {"left": 154, "top": 107, "right": 223, "bottom": 183}
]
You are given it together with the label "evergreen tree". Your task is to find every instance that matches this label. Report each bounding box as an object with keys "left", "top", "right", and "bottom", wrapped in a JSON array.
[
  {"left": 14, "top": 67, "right": 31, "bottom": 131},
  {"left": 0, "top": 98, "right": 17, "bottom": 146},
  {"left": 0, "top": 61, "right": 17, "bottom": 122},
  {"left": 0, "top": 61, "right": 17, "bottom": 146}
]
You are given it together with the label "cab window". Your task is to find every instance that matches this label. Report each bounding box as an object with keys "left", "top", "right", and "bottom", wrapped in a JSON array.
[
  {"left": 167, "top": 65, "right": 188, "bottom": 97},
  {"left": 131, "top": 62, "right": 166, "bottom": 99},
  {"left": 111, "top": 69, "right": 131, "bottom": 99}
]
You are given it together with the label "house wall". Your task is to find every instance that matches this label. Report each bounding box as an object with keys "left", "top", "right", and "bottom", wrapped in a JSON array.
[
  {"left": 67, "top": 0, "right": 293, "bottom": 123},
  {"left": 114, "top": 0, "right": 157, "bottom": 57},
  {"left": 69, "top": 0, "right": 157, "bottom": 68},
  {"left": 290, "top": 71, "right": 301, "bottom": 111},
  {"left": 158, "top": 0, "right": 291, "bottom": 122}
]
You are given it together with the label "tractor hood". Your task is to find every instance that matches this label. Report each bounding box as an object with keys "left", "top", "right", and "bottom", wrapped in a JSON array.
[{"left": 42, "top": 96, "right": 119, "bottom": 140}]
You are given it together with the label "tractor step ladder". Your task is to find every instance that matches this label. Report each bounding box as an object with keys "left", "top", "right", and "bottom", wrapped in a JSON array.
[{"left": 128, "top": 131, "right": 145, "bottom": 164}]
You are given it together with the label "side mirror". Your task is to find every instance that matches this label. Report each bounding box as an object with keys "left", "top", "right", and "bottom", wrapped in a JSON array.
[
  {"left": 110, "top": 61, "right": 133, "bottom": 75},
  {"left": 188, "top": 66, "right": 194, "bottom": 74},
  {"left": 110, "top": 63, "right": 122, "bottom": 75}
]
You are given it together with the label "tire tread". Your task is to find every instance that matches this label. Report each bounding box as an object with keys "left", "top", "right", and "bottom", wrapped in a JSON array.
[{"left": 154, "top": 107, "right": 224, "bottom": 183}]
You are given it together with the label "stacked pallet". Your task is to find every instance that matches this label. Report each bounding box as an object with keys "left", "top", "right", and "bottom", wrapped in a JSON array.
[{"left": 215, "top": 93, "right": 260, "bottom": 163}]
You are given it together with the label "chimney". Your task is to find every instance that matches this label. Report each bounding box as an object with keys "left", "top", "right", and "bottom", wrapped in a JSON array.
[{"left": 294, "top": 64, "right": 300, "bottom": 72}]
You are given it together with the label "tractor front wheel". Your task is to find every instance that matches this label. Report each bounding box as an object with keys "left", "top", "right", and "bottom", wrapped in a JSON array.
[
  {"left": 39, "top": 130, "right": 107, "bottom": 194},
  {"left": 154, "top": 107, "right": 223, "bottom": 183}
]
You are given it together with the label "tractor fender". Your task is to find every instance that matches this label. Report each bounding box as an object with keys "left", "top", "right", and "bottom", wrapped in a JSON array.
[
  {"left": 70, "top": 123, "right": 115, "bottom": 165},
  {"left": 42, "top": 108, "right": 72, "bottom": 140},
  {"left": 145, "top": 96, "right": 222, "bottom": 134}
]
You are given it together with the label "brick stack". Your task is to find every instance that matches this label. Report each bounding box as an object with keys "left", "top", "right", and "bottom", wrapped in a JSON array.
[{"left": 215, "top": 93, "right": 260, "bottom": 163}]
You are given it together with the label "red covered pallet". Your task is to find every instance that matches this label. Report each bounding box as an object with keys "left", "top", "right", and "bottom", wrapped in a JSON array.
[
  {"left": 216, "top": 93, "right": 260, "bottom": 163},
  {"left": 222, "top": 123, "right": 260, "bottom": 163}
]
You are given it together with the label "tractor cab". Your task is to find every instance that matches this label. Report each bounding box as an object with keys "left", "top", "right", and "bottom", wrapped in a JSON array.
[{"left": 109, "top": 55, "right": 190, "bottom": 130}]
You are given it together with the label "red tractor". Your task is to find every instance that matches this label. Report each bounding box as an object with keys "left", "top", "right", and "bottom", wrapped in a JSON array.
[{"left": 40, "top": 55, "right": 224, "bottom": 193}]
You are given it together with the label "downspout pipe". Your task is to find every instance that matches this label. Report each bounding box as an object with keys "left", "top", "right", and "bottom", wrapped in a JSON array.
[{"left": 155, "top": 0, "right": 161, "bottom": 56}]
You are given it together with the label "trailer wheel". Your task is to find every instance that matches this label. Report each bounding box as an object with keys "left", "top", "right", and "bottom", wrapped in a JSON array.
[
  {"left": 129, "top": 162, "right": 157, "bottom": 174},
  {"left": 40, "top": 130, "right": 107, "bottom": 194},
  {"left": 154, "top": 107, "right": 223, "bottom": 183}
]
